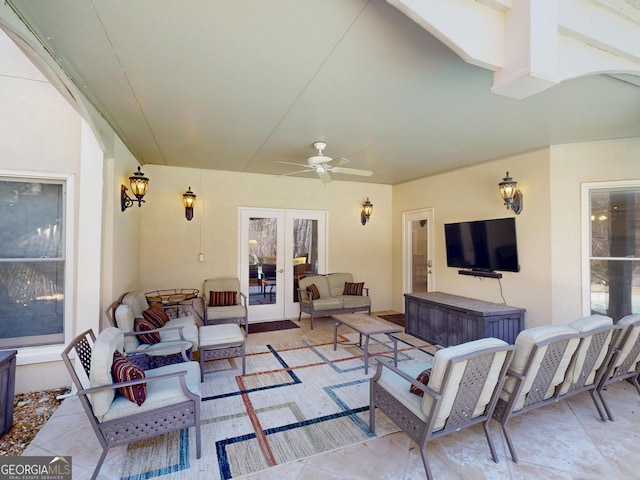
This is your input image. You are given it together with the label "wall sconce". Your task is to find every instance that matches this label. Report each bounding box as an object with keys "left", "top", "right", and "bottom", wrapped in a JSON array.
[
  {"left": 182, "top": 186, "right": 196, "bottom": 221},
  {"left": 121, "top": 166, "right": 149, "bottom": 211},
  {"left": 498, "top": 171, "right": 523, "bottom": 214},
  {"left": 361, "top": 197, "right": 373, "bottom": 225}
]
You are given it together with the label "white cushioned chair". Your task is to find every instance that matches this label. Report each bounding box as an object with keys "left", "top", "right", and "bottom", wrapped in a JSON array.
[
  {"left": 202, "top": 277, "right": 248, "bottom": 334},
  {"left": 594, "top": 314, "right": 640, "bottom": 421},
  {"left": 370, "top": 337, "right": 514, "bottom": 480},
  {"left": 492, "top": 317, "right": 616, "bottom": 463},
  {"left": 107, "top": 291, "right": 200, "bottom": 367},
  {"left": 61, "top": 328, "right": 201, "bottom": 480}
]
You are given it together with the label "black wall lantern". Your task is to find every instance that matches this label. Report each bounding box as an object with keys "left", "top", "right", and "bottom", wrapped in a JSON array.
[
  {"left": 183, "top": 187, "right": 196, "bottom": 221},
  {"left": 361, "top": 197, "right": 373, "bottom": 225},
  {"left": 121, "top": 166, "right": 149, "bottom": 211}
]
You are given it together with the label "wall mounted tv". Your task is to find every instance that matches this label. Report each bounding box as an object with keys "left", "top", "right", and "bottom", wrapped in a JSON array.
[{"left": 444, "top": 217, "right": 520, "bottom": 273}]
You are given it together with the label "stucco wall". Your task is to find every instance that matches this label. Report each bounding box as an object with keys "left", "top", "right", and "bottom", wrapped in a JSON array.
[
  {"left": 137, "top": 165, "right": 393, "bottom": 316},
  {"left": 392, "top": 150, "right": 553, "bottom": 328},
  {"left": 550, "top": 138, "right": 640, "bottom": 322}
]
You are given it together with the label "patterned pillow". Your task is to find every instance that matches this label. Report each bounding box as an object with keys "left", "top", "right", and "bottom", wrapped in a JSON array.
[
  {"left": 343, "top": 282, "right": 365, "bottom": 296},
  {"left": 134, "top": 317, "right": 161, "bottom": 345},
  {"left": 209, "top": 291, "right": 237, "bottom": 307},
  {"left": 142, "top": 305, "right": 169, "bottom": 328},
  {"left": 306, "top": 283, "right": 321, "bottom": 300},
  {"left": 409, "top": 368, "right": 432, "bottom": 396},
  {"left": 112, "top": 350, "right": 147, "bottom": 406}
]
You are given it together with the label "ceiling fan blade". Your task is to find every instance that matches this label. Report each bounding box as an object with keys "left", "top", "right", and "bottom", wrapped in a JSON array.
[
  {"left": 330, "top": 166, "right": 373, "bottom": 177},
  {"left": 332, "top": 157, "right": 351, "bottom": 166},
  {"left": 276, "top": 160, "right": 310, "bottom": 168},
  {"left": 280, "top": 169, "right": 314, "bottom": 177}
]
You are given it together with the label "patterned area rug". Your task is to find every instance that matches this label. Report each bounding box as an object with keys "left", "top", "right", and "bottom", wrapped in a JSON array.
[
  {"left": 247, "top": 319, "right": 300, "bottom": 334},
  {"left": 119, "top": 332, "right": 434, "bottom": 479}
]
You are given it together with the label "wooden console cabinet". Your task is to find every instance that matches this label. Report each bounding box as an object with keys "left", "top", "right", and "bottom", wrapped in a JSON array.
[{"left": 404, "top": 292, "right": 525, "bottom": 346}]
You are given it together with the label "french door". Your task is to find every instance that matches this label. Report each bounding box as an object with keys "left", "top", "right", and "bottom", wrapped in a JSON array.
[
  {"left": 402, "top": 208, "right": 434, "bottom": 309},
  {"left": 239, "top": 208, "right": 327, "bottom": 322}
]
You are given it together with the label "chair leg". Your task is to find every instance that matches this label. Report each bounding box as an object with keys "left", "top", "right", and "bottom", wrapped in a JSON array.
[
  {"left": 482, "top": 421, "right": 499, "bottom": 463},
  {"left": 91, "top": 447, "right": 109, "bottom": 480},
  {"left": 589, "top": 389, "right": 608, "bottom": 422},
  {"left": 419, "top": 442, "right": 434, "bottom": 480},
  {"left": 499, "top": 422, "right": 519, "bottom": 463},
  {"left": 595, "top": 388, "right": 616, "bottom": 421}
]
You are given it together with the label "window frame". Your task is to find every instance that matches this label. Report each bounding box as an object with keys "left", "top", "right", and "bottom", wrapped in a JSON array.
[
  {"left": 581, "top": 179, "right": 640, "bottom": 318},
  {"left": 0, "top": 169, "right": 75, "bottom": 365}
]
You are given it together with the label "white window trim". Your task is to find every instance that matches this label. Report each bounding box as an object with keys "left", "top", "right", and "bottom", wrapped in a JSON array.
[
  {"left": 0, "top": 169, "right": 75, "bottom": 365},
  {"left": 581, "top": 179, "right": 640, "bottom": 317}
]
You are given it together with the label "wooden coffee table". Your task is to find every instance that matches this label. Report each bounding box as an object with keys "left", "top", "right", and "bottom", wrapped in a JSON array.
[{"left": 333, "top": 313, "right": 402, "bottom": 374}]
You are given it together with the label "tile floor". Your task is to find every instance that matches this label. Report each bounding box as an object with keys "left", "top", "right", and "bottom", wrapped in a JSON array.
[{"left": 23, "top": 314, "right": 640, "bottom": 479}]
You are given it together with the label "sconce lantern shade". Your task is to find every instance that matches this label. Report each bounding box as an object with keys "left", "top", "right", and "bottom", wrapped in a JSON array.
[
  {"left": 498, "top": 171, "right": 523, "bottom": 215},
  {"left": 121, "top": 166, "right": 149, "bottom": 211},
  {"left": 183, "top": 186, "right": 196, "bottom": 221},
  {"left": 361, "top": 197, "right": 373, "bottom": 225}
]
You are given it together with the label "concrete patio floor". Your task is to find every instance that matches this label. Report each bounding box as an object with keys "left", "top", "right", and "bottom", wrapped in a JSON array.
[{"left": 22, "top": 315, "right": 640, "bottom": 479}]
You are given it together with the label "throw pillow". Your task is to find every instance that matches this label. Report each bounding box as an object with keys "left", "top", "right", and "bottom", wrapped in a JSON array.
[
  {"left": 343, "top": 281, "right": 365, "bottom": 296},
  {"left": 134, "top": 317, "right": 161, "bottom": 345},
  {"left": 306, "top": 283, "right": 321, "bottom": 300},
  {"left": 209, "top": 290, "right": 237, "bottom": 307},
  {"left": 409, "top": 368, "right": 432, "bottom": 396},
  {"left": 112, "top": 350, "right": 147, "bottom": 406},
  {"left": 142, "top": 305, "right": 169, "bottom": 328}
]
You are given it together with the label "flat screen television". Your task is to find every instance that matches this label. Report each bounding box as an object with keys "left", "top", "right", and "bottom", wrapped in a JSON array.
[{"left": 444, "top": 217, "right": 520, "bottom": 273}]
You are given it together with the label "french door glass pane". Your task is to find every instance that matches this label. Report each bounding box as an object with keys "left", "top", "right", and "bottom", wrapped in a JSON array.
[
  {"left": 248, "top": 217, "right": 277, "bottom": 305},
  {"left": 293, "top": 219, "right": 318, "bottom": 301}
]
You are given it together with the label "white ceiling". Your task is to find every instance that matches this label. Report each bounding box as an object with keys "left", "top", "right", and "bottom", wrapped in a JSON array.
[{"left": 7, "top": 0, "right": 640, "bottom": 184}]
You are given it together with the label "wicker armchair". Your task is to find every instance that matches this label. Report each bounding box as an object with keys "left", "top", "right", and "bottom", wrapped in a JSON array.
[
  {"left": 369, "top": 337, "right": 514, "bottom": 480},
  {"left": 61, "top": 328, "right": 201, "bottom": 480}
]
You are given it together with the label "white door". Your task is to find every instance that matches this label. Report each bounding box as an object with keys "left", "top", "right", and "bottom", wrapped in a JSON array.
[
  {"left": 240, "top": 208, "right": 327, "bottom": 322},
  {"left": 402, "top": 208, "right": 434, "bottom": 307}
]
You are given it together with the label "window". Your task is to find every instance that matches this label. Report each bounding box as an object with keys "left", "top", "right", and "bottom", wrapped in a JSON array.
[
  {"left": 585, "top": 182, "right": 640, "bottom": 322},
  {"left": 0, "top": 178, "right": 66, "bottom": 348}
]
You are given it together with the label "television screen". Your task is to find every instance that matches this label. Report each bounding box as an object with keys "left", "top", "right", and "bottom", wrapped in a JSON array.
[{"left": 444, "top": 217, "right": 520, "bottom": 272}]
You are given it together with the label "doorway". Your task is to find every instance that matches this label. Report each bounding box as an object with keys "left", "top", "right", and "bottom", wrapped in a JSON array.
[
  {"left": 402, "top": 208, "right": 434, "bottom": 308},
  {"left": 239, "top": 208, "right": 327, "bottom": 321}
]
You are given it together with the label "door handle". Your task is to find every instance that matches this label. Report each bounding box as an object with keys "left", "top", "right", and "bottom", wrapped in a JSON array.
[{"left": 278, "top": 269, "right": 284, "bottom": 273}]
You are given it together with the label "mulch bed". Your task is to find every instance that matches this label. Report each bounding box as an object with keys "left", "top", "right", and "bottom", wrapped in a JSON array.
[{"left": 0, "top": 387, "right": 70, "bottom": 456}]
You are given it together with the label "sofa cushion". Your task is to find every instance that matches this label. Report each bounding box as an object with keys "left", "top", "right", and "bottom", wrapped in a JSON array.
[
  {"left": 114, "top": 304, "right": 140, "bottom": 353},
  {"left": 337, "top": 295, "right": 371, "bottom": 309},
  {"left": 306, "top": 284, "right": 321, "bottom": 300},
  {"left": 101, "top": 361, "right": 202, "bottom": 423},
  {"left": 209, "top": 290, "right": 237, "bottom": 307},
  {"left": 311, "top": 297, "right": 344, "bottom": 311},
  {"left": 500, "top": 325, "right": 580, "bottom": 411},
  {"left": 112, "top": 350, "right": 147, "bottom": 406},
  {"left": 327, "top": 273, "right": 353, "bottom": 297},
  {"left": 203, "top": 278, "right": 240, "bottom": 305},
  {"left": 343, "top": 282, "right": 364, "bottom": 296},
  {"left": 142, "top": 305, "right": 169, "bottom": 328},
  {"left": 134, "top": 317, "right": 162, "bottom": 345},
  {"left": 611, "top": 314, "right": 640, "bottom": 374},
  {"left": 376, "top": 362, "right": 430, "bottom": 422},
  {"left": 559, "top": 314, "right": 613, "bottom": 392},
  {"left": 122, "top": 290, "right": 150, "bottom": 318},
  {"left": 422, "top": 337, "right": 510, "bottom": 431},
  {"left": 90, "top": 327, "right": 124, "bottom": 421}
]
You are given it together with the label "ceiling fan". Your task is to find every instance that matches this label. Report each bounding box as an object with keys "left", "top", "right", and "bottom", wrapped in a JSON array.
[{"left": 277, "top": 142, "right": 373, "bottom": 183}]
